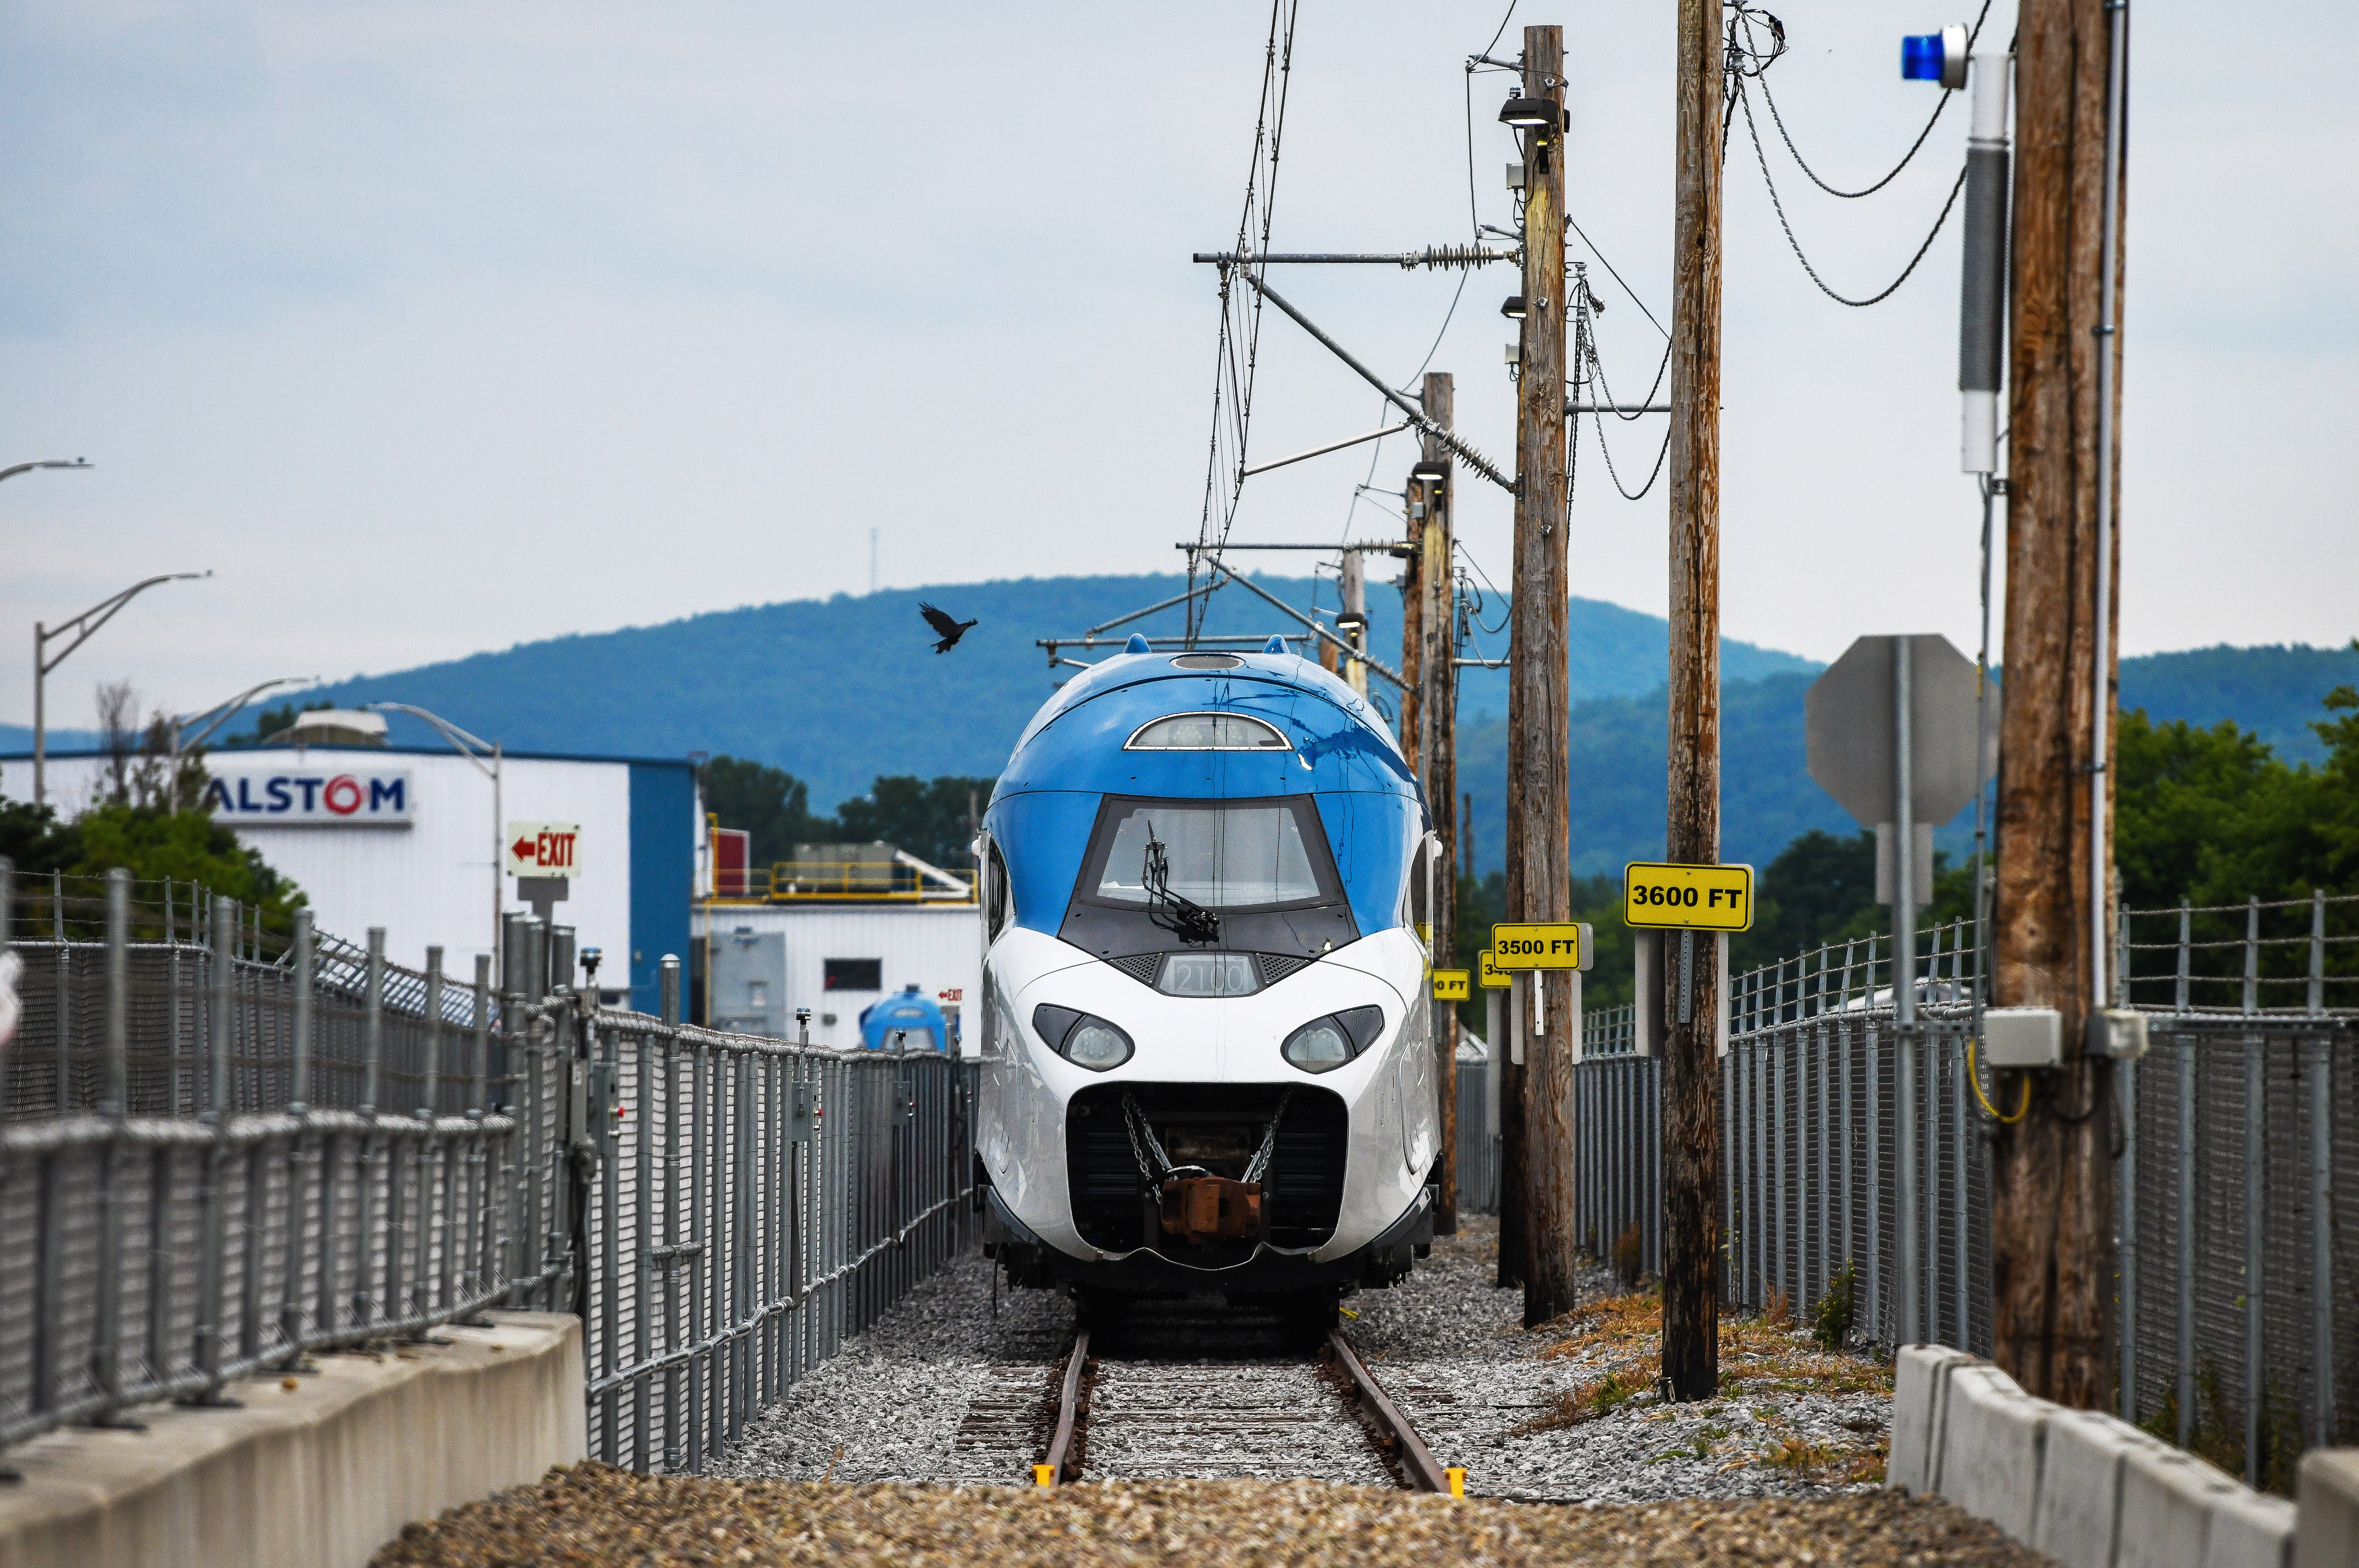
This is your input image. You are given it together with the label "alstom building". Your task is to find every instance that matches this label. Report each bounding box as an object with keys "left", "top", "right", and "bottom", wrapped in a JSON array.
[{"left": 0, "top": 728, "right": 699, "bottom": 1015}]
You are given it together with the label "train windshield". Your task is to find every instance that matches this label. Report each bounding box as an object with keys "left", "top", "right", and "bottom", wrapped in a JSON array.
[{"left": 1086, "top": 798, "right": 1334, "bottom": 910}]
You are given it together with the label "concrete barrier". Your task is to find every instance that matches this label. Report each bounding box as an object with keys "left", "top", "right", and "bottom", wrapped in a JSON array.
[
  {"left": 1889, "top": 1344, "right": 1980, "bottom": 1495},
  {"left": 0, "top": 1311, "right": 584, "bottom": 1568},
  {"left": 1890, "top": 1343, "right": 2307, "bottom": 1568},
  {"left": 1937, "top": 1365, "right": 2049, "bottom": 1540},
  {"left": 2296, "top": 1450, "right": 2359, "bottom": 1568},
  {"left": 2117, "top": 1443, "right": 2252, "bottom": 1568},
  {"left": 2033, "top": 1407, "right": 2157, "bottom": 1567}
]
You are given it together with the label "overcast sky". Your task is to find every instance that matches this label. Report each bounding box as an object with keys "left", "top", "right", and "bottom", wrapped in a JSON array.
[{"left": 2, "top": 1, "right": 2351, "bottom": 735}]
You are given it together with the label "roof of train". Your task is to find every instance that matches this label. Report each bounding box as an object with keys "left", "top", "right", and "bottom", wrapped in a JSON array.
[{"left": 993, "top": 644, "right": 1418, "bottom": 804}]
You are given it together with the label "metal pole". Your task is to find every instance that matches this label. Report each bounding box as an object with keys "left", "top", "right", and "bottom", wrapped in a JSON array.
[
  {"left": 471, "top": 954, "right": 491, "bottom": 1120},
  {"left": 189, "top": 896, "right": 238, "bottom": 1405},
  {"left": 31, "top": 622, "right": 45, "bottom": 808},
  {"left": 2244, "top": 1032, "right": 2263, "bottom": 1487},
  {"left": 1895, "top": 636, "right": 1919, "bottom": 1346},
  {"left": 2176, "top": 899, "right": 2191, "bottom": 1012},
  {"left": 2309, "top": 889, "right": 2327, "bottom": 1015},
  {"left": 93, "top": 868, "right": 131, "bottom": 1419},
  {"left": 290, "top": 911, "right": 314, "bottom": 1113},
  {"left": 363, "top": 928, "right": 385, "bottom": 1116},
  {"left": 2310, "top": 1033, "right": 2335, "bottom": 1449},
  {"left": 422, "top": 946, "right": 444, "bottom": 1119},
  {"left": 2120, "top": 1051, "right": 2138, "bottom": 1420},
  {"left": 2088, "top": 0, "right": 2127, "bottom": 1019},
  {"left": 2176, "top": 1032, "right": 2195, "bottom": 1447}
]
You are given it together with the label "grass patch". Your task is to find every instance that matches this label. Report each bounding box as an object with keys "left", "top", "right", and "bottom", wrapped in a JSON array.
[{"left": 1513, "top": 1354, "right": 1665, "bottom": 1435}]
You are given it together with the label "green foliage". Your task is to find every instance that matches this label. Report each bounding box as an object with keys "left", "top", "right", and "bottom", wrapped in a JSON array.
[
  {"left": 700, "top": 756, "right": 835, "bottom": 867},
  {"left": 1813, "top": 1261, "right": 1856, "bottom": 1350},
  {"left": 834, "top": 775, "right": 994, "bottom": 872},
  {"left": 0, "top": 796, "right": 82, "bottom": 878},
  {"left": 70, "top": 805, "right": 304, "bottom": 923},
  {"left": 702, "top": 756, "right": 992, "bottom": 875}
]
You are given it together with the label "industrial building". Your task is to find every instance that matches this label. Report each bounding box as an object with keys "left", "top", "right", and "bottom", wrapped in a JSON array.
[
  {"left": 693, "top": 845, "right": 980, "bottom": 1054},
  {"left": 2, "top": 741, "right": 699, "bottom": 1014}
]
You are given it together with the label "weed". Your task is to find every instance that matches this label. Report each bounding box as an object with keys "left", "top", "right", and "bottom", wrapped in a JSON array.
[
  {"left": 1513, "top": 1354, "right": 1664, "bottom": 1434},
  {"left": 1763, "top": 1283, "right": 1792, "bottom": 1328},
  {"left": 1613, "top": 1222, "right": 1645, "bottom": 1288},
  {"left": 1813, "top": 1261, "right": 1857, "bottom": 1350}
]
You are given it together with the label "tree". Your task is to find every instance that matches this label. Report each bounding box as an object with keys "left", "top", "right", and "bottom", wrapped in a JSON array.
[
  {"left": 700, "top": 755, "right": 834, "bottom": 867},
  {"left": 835, "top": 776, "right": 994, "bottom": 871}
]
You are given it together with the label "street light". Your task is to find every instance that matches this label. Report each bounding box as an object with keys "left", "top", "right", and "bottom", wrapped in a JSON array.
[
  {"left": 362, "top": 702, "right": 503, "bottom": 973},
  {"left": 0, "top": 458, "right": 92, "bottom": 484},
  {"left": 34, "top": 570, "right": 212, "bottom": 807},
  {"left": 173, "top": 676, "right": 322, "bottom": 759}
]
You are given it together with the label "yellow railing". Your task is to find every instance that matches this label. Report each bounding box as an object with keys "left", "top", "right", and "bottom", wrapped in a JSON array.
[{"left": 708, "top": 862, "right": 976, "bottom": 904}]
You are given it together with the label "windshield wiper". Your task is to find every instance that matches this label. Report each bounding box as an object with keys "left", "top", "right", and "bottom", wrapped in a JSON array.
[{"left": 1142, "top": 825, "right": 1222, "bottom": 945}]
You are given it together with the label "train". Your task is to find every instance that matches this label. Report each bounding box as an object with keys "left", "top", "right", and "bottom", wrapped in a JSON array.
[{"left": 974, "top": 633, "right": 1444, "bottom": 1320}]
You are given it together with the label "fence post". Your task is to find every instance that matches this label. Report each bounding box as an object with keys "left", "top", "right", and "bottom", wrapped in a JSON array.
[
  {"left": 2309, "top": 889, "right": 2326, "bottom": 1015},
  {"left": 186, "top": 896, "right": 239, "bottom": 1407},
  {"left": 2243, "top": 1029, "right": 2264, "bottom": 1487},
  {"left": 92, "top": 868, "right": 135, "bottom": 1424},
  {"left": 660, "top": 954, "right": 683, "bottom": 1473},
  {"left": 2120, "top": 1049, "right": 2138, "bottom": 1421},
  {"left": 2242, "top": 897, "right": 2259, "bottom": 1017},
  {"left": 421, "top": 946, "right": 444, "bottom": 1120},
  {"left": 354, "top": 928, "right": 387, "bottom": 1333},
  {"left": 471, "top": 954, "right": 491, "bottom": 1119},
  {"left": 2176, "top": 900, "right": 2191, "bottom": 1012},
  {"left": 2309, "top": 1032, "right": 2334, "bottom": 1450},
  {"left": 279, "top": 910, "right": 316, "bottom": 1370},
  {"left": 2176, "top": 1030, "right": 2196, "bottom": 1448}
]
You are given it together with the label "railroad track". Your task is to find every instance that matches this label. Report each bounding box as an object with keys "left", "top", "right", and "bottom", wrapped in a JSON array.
[{"left": 1032, "top": 1299, "right": 1454, "bottom": 1492}]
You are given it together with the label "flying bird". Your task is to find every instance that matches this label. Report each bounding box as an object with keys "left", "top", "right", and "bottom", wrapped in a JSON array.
[{"left": 920, "top": 601, "right": 978, "bottom": 654}]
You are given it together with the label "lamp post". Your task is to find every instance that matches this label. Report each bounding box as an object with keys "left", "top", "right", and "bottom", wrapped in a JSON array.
[
  {"left": 363, "top": 702, "right": 502, "bottom": 973},
  {"left": 173, "top": 676, "right": 322, "bottom": 760},
  {"left": 33, "top": 569, "right": 210, "bottom": 807}
]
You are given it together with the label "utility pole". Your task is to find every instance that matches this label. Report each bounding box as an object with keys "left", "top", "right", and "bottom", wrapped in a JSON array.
[
  {"left": 1503, "top": 24, "right": 1576, "bottom": 1326},
  {"left": 1339, "top": 550, "right": 1369, "bottom": 699},
  {"left": 1988, "top": 0, "right": 2128, "bottom": 1411},
  {"left": 1400, "top": 516, "right": 1424, "bottom": 777},
  {"left": 1420, "top": 372, "right": 1459, "bottom": 1235},
  {"left": 1660, "top": 0, "right": 1725, "bottom": 1402}
]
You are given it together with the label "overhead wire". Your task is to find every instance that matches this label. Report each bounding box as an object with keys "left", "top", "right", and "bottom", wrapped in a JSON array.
[
  {"left": 1749, "top": 0, "right": 1995, "bottom": 199},
  {"left": 1188, "top": 0, "right": 1302, "bottom": 639},
  {"left": 1722, "top": 1, "right": 1975, "bottom": 309}
]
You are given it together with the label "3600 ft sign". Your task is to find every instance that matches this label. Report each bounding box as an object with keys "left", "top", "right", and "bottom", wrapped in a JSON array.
[{"left": 1621, "top": 861, "right": 1757, "bottom": 932}]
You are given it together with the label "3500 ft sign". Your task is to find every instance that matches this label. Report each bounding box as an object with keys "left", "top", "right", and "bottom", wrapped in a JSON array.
[{"left": 1621, "top": 861, "right": 1756, "bottom": 932}]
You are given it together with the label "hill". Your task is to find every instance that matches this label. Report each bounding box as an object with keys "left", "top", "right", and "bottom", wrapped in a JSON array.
[
  {"left": 74, "top": 573, "right": 1809, "bottom": 814},
  {"left": 3, "top": 578, "right": 2345, "bottom": 880}
]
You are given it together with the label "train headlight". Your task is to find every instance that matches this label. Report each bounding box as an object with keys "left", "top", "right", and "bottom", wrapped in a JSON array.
[
  {"left": 1031, "top": 1004, "right": 1135, "bottom": 1071},
  {"left": 1280, "top": 1005, "right": 1386, "bottom": 1074}
]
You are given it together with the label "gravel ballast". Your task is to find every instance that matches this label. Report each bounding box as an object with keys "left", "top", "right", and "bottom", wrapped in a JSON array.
[{"left": 376, "top": 1468, "right": 2045, "bottom": 1568}]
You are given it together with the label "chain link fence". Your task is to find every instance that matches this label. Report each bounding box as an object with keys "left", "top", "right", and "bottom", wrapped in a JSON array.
[
  {"left": 1456, "top": 895, "right": 2355, "bottom": 1492},
  {"left": 0, "top": 865, "right": 976, "bottom": 1476}
]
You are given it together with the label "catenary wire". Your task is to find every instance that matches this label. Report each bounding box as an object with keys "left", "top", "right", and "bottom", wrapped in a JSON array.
[
  {"left": 1745, "top": 0, "right": 1995, "bottom": 200},
  {"left": 1733, "top": 75, "right": 1967, "bottom": 308}
]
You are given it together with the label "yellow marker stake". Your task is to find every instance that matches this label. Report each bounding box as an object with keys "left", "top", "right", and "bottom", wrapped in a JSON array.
[
  {"left": 1621, "top": 861, "right": 1756, "bottom": 932},
  {"left": 1446, "top": 1467, "right": 1467, "bottom": 1497},
  {"left": 1034, "top": 1464, "right": 1056, "bottom": 1488}
]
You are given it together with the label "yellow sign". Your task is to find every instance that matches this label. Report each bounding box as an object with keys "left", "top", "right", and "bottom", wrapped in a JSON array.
[
  {"left": 1489, "top": 922, "right": 1594, "bottom": 971},
  {"left": 1430, "top": 969, "right": 1470, "bottom": 1002},
  {"left": 1622, "top": 861, "right": 1756, "bottom": 931},
  {"left": 1478, "top": 950, "right": 1512, "bottom": 989}
]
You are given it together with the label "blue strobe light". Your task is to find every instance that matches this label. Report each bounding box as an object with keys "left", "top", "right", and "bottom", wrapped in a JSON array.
[{"left": 1901, "top": 34, "right": 1945, "bottom": 80}]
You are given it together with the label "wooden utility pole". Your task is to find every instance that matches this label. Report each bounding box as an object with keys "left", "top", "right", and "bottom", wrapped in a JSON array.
[
  {"left": 1989, "top": 0, "right": 2126, "bottom": 1411},
  {"left": 1421, "top": 371, "right": 1460, "bottom": 1235},
  {"left": 1400, "top": 530, "right": 1424, "bottom": 778},
  {"left": 1660, "top": 0, "right": 1724, "bottom": 1402},
  {"left": 1505, "top": 24, "right": 1576, "bottom": 1327}
]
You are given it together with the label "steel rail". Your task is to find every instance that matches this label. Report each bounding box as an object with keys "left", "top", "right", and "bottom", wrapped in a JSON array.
[
  {"left": 1326, "top": 1328, "right": 1451, "bottom": 1492},
  {"left": 1040, "top": 1326, "right": 1092, "bottom": 1483}
]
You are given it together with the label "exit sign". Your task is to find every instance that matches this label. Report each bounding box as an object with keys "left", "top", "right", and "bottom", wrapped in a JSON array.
[{"left": 506, "top": 822, "right": 584, "bottom": 878}]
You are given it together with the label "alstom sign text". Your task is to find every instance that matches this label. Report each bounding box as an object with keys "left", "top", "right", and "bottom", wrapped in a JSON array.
[{"left": 204, "top": 770, "right": 413, "bottom": 825}]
